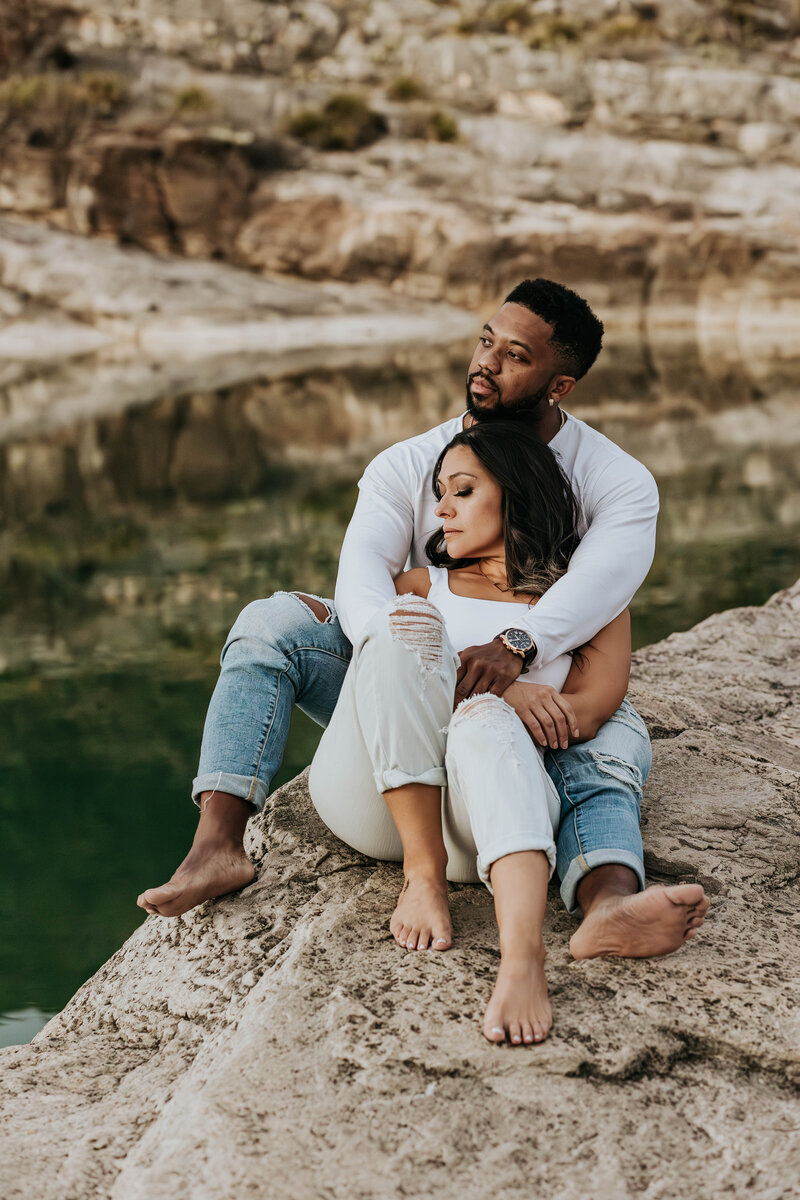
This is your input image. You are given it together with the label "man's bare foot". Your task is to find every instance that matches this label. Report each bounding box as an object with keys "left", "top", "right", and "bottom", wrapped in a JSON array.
[
  {"left": 137, "top": 847, "right": 255, "bottom": 917},
  {"left": 570, "top": 883, "right": 710, "bottom": 960},
  {"left": 483, "top": 943, "right": 552, "bottom": 1045},
  {"left": 389, "top": 872, "right": 452, "bottom": 951}
]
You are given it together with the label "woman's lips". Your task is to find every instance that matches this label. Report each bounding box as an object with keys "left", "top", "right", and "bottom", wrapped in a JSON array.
[{"left": 443, "top": 529, "right": 461, "bottom": 536}]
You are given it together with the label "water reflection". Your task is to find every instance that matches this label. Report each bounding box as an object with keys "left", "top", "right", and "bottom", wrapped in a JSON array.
[{"left": 0, "top": 330, "right": 797, "bottom": 1019}]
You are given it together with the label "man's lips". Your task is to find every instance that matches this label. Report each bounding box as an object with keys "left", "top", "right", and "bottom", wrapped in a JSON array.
[{"left": 470, "top": 375, "right": 497, "bottom": 397}]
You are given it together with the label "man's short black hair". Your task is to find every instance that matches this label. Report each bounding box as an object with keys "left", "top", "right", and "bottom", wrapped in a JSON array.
[{"left": 503, "top": 279, "right": 604, "bottom": 380}]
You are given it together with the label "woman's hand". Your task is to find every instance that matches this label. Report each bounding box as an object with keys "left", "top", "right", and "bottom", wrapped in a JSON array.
[{"left": 502, "top": 682, "right": 579, "bottom": 750}]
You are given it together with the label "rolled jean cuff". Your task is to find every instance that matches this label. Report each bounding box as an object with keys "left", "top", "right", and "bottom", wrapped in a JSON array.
[
  {"left": 191, "top": 771, "right": 266, "bottom": 813},
  {"left": 477, "top": 833, "right": 557, "bottom": 892},
  {"left": 373, "top": 766, "right": 448, "bottom": 793},
  {"left": 560, "top": 848, "right": 645, "bottom": 916}
]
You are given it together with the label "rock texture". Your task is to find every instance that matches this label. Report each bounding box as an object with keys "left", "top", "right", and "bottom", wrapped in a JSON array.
[
  {"left": 2, "top": 1, "right": 800, "bottom": 321},
  {"left": 1, "top": 581, "right": 798, "bottom": 1199}
]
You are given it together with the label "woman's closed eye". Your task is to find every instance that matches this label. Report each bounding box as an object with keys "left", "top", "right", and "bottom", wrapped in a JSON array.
[{"left": 455, "top": 488, "right": 473, "bottom": 498}]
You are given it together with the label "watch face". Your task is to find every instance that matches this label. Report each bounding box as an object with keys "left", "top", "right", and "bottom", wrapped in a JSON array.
[{"left": 505, "top": 629, "right": 533, "bottom": 652}]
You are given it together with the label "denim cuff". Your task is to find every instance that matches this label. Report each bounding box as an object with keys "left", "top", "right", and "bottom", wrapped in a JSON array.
[
  {"left": 560, "top": 848, "right": 645, "bottom": 916},
  {"left": 192, "top": 771, "right": 265, "bottom": 813}
]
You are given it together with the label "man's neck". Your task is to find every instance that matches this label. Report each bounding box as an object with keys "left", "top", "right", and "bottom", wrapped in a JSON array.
[{"left": 462, "top": 407, "right": 564, "bottom": 443}]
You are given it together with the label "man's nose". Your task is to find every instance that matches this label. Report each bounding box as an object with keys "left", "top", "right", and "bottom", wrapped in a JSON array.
[{"left": 477, "top": 346, "right": 500, "bottom": 373}]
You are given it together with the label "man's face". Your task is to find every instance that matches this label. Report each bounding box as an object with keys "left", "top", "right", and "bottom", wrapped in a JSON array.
[{"left": 465, "top": 302, "right": 561, "bottom": 420}]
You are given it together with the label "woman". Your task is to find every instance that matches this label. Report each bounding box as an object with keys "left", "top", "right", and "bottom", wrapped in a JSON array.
[{"left": 308, "top": 422, "right": 632, "bottom": 1046}]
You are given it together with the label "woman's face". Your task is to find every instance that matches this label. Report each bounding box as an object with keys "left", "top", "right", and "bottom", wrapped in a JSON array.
[{"left": 434, "top": 445, "right": 504, "bottom": 561}]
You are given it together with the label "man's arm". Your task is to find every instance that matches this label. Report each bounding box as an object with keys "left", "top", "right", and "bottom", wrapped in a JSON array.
[
  {"left": 334, "top": 452, "right": 416, "bottom": 643},
  {"left": 454, "top": 457, "right": 658, "bottom": 698},
  {"left": 514, "top": 459, "right": 658, "bottom": 667}
]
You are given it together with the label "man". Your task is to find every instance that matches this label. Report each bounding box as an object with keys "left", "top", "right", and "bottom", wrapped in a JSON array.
[{"left": 139, "top": 279, "right": 709, "bottom": 958}]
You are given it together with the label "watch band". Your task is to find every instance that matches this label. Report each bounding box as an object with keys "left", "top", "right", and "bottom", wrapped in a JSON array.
[{"left": 496, "top": 628, "right": 537, "bottom": 669}]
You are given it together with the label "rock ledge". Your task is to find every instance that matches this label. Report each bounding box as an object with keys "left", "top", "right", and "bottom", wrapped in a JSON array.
[{"left": 1, "top": 581, "right": 798, "bottom": 1199}]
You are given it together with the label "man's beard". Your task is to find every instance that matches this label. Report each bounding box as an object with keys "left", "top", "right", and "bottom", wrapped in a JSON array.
[{"left": 465, "top": 374, "right": 550, "bottom": 422}]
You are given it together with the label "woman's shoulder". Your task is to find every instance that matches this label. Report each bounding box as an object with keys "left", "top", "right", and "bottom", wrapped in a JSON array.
[{"left": 394, "top": 567, "right": 434, "bottom": 598}]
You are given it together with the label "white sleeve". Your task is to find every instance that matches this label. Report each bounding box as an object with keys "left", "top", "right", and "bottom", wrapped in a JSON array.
[
  {"left": 519, "top": 457, "right": 659, "bottom": 668},
  {"left": 334, "top": 450, "right": 416, "bottom": 643}
]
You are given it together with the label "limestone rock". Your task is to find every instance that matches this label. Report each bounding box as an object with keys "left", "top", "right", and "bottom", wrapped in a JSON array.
[{"left": 0, "top": 582, "right": 798, "bottom": 1198}]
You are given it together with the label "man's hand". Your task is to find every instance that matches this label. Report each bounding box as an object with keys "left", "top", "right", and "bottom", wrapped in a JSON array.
[
  {"left": 502, "top": 681, "right": 579, "bottom": 750},
  {"left": 454, "top": 640, "right": 524, "bottom": 704}
]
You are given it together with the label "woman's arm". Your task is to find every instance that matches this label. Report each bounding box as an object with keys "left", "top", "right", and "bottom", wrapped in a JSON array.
[
  {"left": 394, "top": 568, "right": 432, "bottom": 598},
  {"left": 560, "top": 609, "right": 631, "bottom": 742},
  {"left": 502, "top": 610, "right": 631, "bottom": 749}
]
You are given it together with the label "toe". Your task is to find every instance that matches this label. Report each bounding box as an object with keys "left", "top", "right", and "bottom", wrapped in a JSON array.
[
  {"left": 522, "top": 1022, "right": 534, "bottom": 1045},
  {"left": 484, "top": 1023, "right": 506, "bottom": 1043},
  {"left": 508, "top": 1022, "right": 523, "bottom": 1046},
  {"left": 416, "top": 930, "right": 431, "bottom": 951},
  {"left": 684, "top": 928, "right": 698, "bottom": 940},
  {"left": 405, "top": 930, "right": 418, "bottom": 951},
  {"left": 433, "top": 934, "right": 451, "bottom": 951}
]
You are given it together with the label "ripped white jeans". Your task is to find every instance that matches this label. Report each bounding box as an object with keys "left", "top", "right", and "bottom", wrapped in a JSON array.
[{"left": 308, "top": 596, "right": 560, "bottom": 888}]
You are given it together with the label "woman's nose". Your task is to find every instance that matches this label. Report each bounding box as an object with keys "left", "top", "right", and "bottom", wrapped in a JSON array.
[{"left": 435, "top": 495, "right": 453, "bottom": 519}]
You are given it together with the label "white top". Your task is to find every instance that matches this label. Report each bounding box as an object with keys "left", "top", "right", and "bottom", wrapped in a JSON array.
[
  {"left": 425, "top": 567, "right": 572, "bottom": 691},
  {"left": 335, "top": 411, "right": 659, "bottom": 667}
]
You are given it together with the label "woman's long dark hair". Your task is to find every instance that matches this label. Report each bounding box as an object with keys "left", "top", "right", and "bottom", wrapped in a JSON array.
[{"left": 425, "top": 422, "right": 580, "bottom": 598}]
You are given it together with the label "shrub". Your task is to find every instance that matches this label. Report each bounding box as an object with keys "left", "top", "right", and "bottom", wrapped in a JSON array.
[
  {"left": 81, "top": 70, "right": 128, "bottom": 113},
  {"left": 428, "top": 109, "right": 458, "bottom": 142},
  {"left": 0, "top": 71, "right": 127, "bottom": 116},
  {"left": 172, "top": 84, "right": 213, "bottom": 114},
  {"left": 0, "top": 74, "right": 46, "bottom": 110},
  {"left": 407, "top": 108, "right": 459, "bottom": 143},
  {"left": 387, "top": 75, "right": 426, "bottom": 102},
  {"left": 487, "top": 3, "right": 532, "bottom": 33},
  {"left": 594, "top": 14, "right": 658, "bottom": 44},
  {"left": 527, "top": 16, "right": 581, "bottom": 49},
  {"left": 286, "top": 93, "right": 388, "bottom": 151}
]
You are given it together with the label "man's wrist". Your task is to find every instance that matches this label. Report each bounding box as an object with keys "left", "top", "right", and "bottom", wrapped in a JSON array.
[{"left": 495, "top": 628, "right": 537, "bottom": 670}]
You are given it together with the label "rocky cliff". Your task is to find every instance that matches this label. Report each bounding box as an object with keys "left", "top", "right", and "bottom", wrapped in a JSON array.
[
  {"left": 1, "top": 580, "right": 798, "bottom": 1199},
  {"left": 2, "top": 0, "right": 799, "bottom": 324}
]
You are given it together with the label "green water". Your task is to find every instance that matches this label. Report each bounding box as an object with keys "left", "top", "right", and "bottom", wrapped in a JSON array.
[{"left": 1, "top": 337, "right": 798, "bottom": 1042}]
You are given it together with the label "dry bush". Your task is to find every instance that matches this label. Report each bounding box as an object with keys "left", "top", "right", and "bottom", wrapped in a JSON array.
[{"left": 0, "top": 0, "right": 77, "bottom": 77}]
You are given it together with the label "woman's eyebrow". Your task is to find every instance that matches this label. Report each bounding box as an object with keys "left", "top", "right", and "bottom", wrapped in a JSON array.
[{"left": 446, "top": 471, "right": 478, "bottom": 481}]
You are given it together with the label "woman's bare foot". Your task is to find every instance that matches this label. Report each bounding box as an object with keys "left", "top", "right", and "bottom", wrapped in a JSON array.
[
  {"left": 483, "top": 943, "right": 552, "bottom": 1045},
  {"left": 569, "top": 883, "right": 710, "bottom": 960},
  {"left": 389, "top": 872, "right": 452, "bottom": 951},
  {"left": 137, "top": 846, "right": 255, "bottom": 917}
]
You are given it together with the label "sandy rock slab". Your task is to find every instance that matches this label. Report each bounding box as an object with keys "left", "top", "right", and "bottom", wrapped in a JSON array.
[{"left": 2, "top": 582, "right": 799, "bottom": 1199}]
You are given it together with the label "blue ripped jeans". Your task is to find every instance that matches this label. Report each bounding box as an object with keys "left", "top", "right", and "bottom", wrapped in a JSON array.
[{"left": 194, "top": 592, "right": 650, "bottom": 916}]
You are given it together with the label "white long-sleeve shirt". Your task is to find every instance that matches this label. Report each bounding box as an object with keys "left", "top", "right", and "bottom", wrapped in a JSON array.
[{"left": 334, "top": 412, "right": 659, "bottom": 666}]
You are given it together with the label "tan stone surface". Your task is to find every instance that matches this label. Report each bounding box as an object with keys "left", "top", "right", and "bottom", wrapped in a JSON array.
[{"left": 1, "top": 582, "right": 798, "bottom": 1198}]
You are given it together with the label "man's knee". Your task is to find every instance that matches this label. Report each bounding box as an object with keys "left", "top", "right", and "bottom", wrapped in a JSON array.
[
  {"left": 291, "top": 593, "right": 331, "bottom": 624},
  {"left": 224, "top": 591, "right": 328, "bottom": 660}
]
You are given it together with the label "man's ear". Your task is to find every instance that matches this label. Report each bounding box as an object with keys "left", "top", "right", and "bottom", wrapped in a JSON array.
[{"left": 551, "top": 375, "right": 576, "bottom": 401}]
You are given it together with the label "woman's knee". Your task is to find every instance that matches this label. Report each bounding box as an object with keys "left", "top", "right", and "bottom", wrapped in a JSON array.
[
  {"left": 446, "top": 693, "right": 523, "bottom": 771},
  {"left": 368, "top": 595, "right": 447, "bottom": 665}
]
